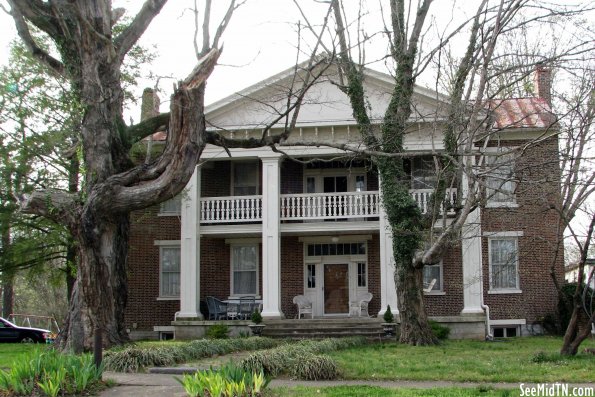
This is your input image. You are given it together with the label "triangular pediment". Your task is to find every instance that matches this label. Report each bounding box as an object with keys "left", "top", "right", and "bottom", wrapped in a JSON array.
[{"left": 205, "top": 60, "right": 450, "bottom": 132}]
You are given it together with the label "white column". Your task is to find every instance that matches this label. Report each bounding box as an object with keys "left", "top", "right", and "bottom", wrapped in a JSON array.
[
  {"left": 260, "top": 156, "right": 284, "bottom": 318},
  {"left": 178, "top": 165, "right": 203, "bottom": 319},
  {"left": 378, "top": 178, "right": 399, "bottom": 316},
  {"left": 461, "top": 160, "right": 484, "bottom": 315}
]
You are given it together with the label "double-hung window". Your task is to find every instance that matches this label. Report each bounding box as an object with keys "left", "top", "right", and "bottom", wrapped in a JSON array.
[
  {"left": 160, "top": 195, "right": 182, "bottom": 215},
  {"left": 489, "top": 238, "right": 519, "bottom": 291},
  {"left": 160, "top": 246, "right": 180, "bottom": 298},
  {"left": 231, "top": 245, "right": 258, "bottom": 296},
  {"left": 423, "top": 262, "right": 443, "bottom": 292},
  {"left": 485, "top": 149, "right": 516, "bottom": 205}
]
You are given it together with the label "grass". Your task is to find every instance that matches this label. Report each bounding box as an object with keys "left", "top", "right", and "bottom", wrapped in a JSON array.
[
  {"left": 328, "top": 337, "right": 595, "bottom": 383},
  {"left": 0, "top": 344, "right": 43, "bottom": 369},
  {"left": 273, "top": 386, "right": 516, "bottom": 396}
]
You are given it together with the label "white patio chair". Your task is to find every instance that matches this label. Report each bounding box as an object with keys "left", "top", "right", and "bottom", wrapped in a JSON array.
[
  {"left": 349, "top": 292, "right": 373, "bottom": 317},
  {"left": 293, "top": 295, "right": 313, "bottom": 319}
]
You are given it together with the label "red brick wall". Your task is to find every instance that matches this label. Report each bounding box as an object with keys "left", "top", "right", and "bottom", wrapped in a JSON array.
[
  {"left": 126, "top": 206, "right": 180, "bottom": 331},
  {"left": 280, "top": 236, "right": 304, "bottom": 318},
  {"left": 425, "top": 243, "right": 464, "bottom": 316},
  {"left": 367, "top": 235, "right": 381, "bottom": 315},
  {"left": 482, "top": 137, "right": 564, "bottom": 322}
]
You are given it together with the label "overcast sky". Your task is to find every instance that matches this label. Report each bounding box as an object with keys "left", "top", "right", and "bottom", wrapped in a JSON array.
[{"left": 0, "top": 1, "right": 474, "bottom": 123}]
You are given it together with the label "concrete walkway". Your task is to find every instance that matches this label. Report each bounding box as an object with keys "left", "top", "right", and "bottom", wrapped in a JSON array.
[{"left": 100, "top": 371, "right": 595, "bottom": 397}]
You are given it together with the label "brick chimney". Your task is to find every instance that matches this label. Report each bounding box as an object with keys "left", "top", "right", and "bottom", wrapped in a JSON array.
[
  {"left": 140, "top": 87, "right": 160, "bottom": 121},
  {"left": 534, "top": 65, "right": 552, "bottom": 105}
]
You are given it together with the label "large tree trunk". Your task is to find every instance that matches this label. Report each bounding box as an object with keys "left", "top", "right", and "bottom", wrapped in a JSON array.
[
  {"left": 396, "top": 263, "right": 436, "bottom": 344},
  {"left": 1, "top": 273, "right": 14, "bottom": 319}
]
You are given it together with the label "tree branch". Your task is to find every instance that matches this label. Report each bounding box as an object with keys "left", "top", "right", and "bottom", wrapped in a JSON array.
[
  {"left": 126, "top": 113, "right": 170, "bottom": 144},
  {"left": 17, "top": 190, "right": 79, "bottom": 228},
  {"left": 114, "top": 0, "right": 168, "bottom": 62}
]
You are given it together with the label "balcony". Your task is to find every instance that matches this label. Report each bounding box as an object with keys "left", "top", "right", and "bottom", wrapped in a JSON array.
[{"left": 199, "top": 189, "right": 456, "bottom": 224}]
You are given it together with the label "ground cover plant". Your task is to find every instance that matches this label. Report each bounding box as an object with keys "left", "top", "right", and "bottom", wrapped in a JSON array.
[
  {"left": 0, "top": 345, "right": 39, "bottom": 370},
  {"left": 0, "top": 349, "right": 103, "bottom": 396},
  {"left": 241, "top": 337, "right": 366, "bottom": 380},
  {"left": 274, "top": 386, "right": 515, "bottom": 397},
  {"left": 328, "top": 337, "right": 595, "bottom": 382},
  {"left": 104, "top": 337, "right": 281, "bottom": 373}
]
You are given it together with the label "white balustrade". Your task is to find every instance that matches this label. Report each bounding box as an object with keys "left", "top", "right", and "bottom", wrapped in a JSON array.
[
  {"left": 280, "top": 191, "right": 380, "bottom": 221},
  {"left": 199, "top": 189, "right": 456, "bottom": 223}
]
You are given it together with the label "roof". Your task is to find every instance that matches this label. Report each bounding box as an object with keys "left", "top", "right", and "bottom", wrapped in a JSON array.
[{"left": 490, "top": 97, "right": 557, "bottom": 130}]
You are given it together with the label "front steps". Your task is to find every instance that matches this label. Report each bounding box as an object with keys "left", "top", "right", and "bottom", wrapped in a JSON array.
[{"left": 261, "top": 318, "right": 385, "bottom": 339}]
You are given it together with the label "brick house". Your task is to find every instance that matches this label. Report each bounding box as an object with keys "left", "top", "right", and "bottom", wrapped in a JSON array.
[{"left": 125, "top": 64, "right": 564, "bottom": 340}]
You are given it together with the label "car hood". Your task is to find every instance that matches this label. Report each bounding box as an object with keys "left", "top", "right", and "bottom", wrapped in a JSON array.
[{"left": 14, "top": 325, "right": 51, "bottom": 333}]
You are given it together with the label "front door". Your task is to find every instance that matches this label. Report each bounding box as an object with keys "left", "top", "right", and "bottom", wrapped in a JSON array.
[{"left": 324, "top": 263, "right": 349, "bottom": 314}]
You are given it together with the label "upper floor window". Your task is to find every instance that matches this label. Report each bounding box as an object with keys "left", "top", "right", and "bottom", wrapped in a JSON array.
[
  {"left": 231, "top": 244, "right": 259, "bottom": 296},
  {"left": 485, "top": 149, "right": 516, "bottom": 204},
  {"left": 423, "top": 262, "right": 443, "bottom": 292},
  {"left": 160, "top": 195, "right": 181, "bottom": 215},
  {"left": 409, "top": 156, "right": 437, "bottom": 189},
  {"left": 489, "top": 237, "right": 519, "bottom": 291},
  {"left": 160, "top": 246, "right": 180, "bottom": 298},
  {"left": 232, "top": 161, "right": 259, "bottom": 196}
]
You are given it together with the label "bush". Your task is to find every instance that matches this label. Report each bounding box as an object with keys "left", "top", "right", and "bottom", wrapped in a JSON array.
[
  {"left": 429, "top": 320, "right": 451, "bottom": 340},
  {"left": 241, "top": 337, "right": 366, "bottom": 379},
  {"left": 383, "top": 305, "right": 394, "bottom": 323},
  {"left": 290, "top": 353, "right": 338, "bottom": 380},
  {"left": 207, "top": 324, "right": 230, "bottom": 339},
  {"left": 0, "top": 348, "right": 103, "bottom": 396},
  {"left": 251, "top": 310, "right": 263, "bottom": 324},
  {"left": 104, "top": 337, "right": 280, "bottom": 372}
]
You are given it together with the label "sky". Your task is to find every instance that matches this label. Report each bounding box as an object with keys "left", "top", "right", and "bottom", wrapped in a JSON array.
[{"left": 0, "top": 0, "right": 473, "bottom": 123}]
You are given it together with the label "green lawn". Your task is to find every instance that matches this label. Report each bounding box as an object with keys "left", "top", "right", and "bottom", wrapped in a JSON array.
[
  {"left": 273, "top": 386, "right": 515, "bottom": 397},
  {"left": 0, "top": 344, "right": 45, "bottom": 369},
  {"left": 328, "top": 337, "right": 595, "bottom": 383}
]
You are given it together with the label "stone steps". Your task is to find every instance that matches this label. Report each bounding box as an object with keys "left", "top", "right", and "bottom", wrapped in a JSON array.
[{"left": 261, "top": 318, "right": 386, "bottom": 339}]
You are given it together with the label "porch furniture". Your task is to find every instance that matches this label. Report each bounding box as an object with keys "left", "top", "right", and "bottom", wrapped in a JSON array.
[
  {"left": 239, "top": 296, "right": 256, "bottom": 319},
  {"left": 206, "top": 296, "right": 228, "bottom": 320},
  {"left": 293, "top": 295, "right": 313, "bottom": 319},
  {"left": 423, "top": 278, "right": 437, "bottom": 293},
  {"left": 349, "top": 292, "right": 373, "bottom": 317}
]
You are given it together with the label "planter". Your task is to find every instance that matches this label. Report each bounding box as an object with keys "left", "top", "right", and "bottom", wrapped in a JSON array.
[
  {"left": 248, "top": 324, "right": 266, "bottom": 336},
  {"left": 382, "top": 322, "right": 396, "bottom": 336}
]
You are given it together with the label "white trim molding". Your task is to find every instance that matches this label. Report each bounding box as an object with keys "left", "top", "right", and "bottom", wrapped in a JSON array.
[
  {"left": 154, "top": 240, "right": 181, "bottom": 246},
  {"left": 483, "top": 231, "right": 524, "bottom": 238},
  {"left": 490, "top": 318, "right": 526, "bottom": 325}
]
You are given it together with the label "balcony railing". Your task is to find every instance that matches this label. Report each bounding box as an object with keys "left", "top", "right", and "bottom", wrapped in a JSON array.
[{"left": 199, "top": 189, "right": 456, "bottom": 224}]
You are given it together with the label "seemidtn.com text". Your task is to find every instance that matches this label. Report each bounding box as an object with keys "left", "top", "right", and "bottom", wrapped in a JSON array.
[{"left": 519, "top": 383, "right": 594, "bottom": 397}]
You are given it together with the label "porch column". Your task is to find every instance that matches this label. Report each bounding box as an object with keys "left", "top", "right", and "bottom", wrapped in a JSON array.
[
  {"left": 461, "top": 160, "right": 484, "bottom": 315},
  {"left": 178, "top": 165, "right": 203, "bottom": 319},
  {"left": 260, "top": 155, "right": 284, "bottom": 318},
  {"left": 378, "top": 178, "right": 399, "bottom": 316}
]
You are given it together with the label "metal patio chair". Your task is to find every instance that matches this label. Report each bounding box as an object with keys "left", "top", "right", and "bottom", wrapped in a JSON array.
[
  {"left": 206, "top": 296, "right": 228, "bottom": 320},
  {"left": 238, "top": 296, "right": 256, "bottom": 320}
]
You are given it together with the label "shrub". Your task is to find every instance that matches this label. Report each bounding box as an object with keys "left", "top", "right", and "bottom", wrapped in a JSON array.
[
  {"left": 290, "top": 353, "right": 338, "bottom": 380},
  {"left": 251, "top": 310, "right": 263, "bottom": 324},
  {"left": 429, "top": 320, "right": 451, "bottom": 340},
  {"left": 241, "top": 337, "right": 365, "bottom": 379},
  {"left": 0, "top": 349, "right": 103, "bottom": 396},
  {"left": 383, "top": 305, "right": 394, "bottom": 323},
  {"left": 207, "top": 324, "right": 230, "bottom": 339},
  {"left": 104, "top": 337, "right": 280, "bottom": 372}
]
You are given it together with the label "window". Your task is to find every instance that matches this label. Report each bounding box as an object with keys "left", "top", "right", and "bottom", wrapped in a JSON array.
[
  {"left": 423, "top": 262, "right": 442, "bottom": 292},
  {"left": 231, "top": 245, "right": 258, "bottom": 296},
  {"left": 306, "top": 242, "right": 366, "bottom": 256},
  {"left": 307, "top": 264, "right": 316, "bottom": 288},
  {"left": 486, "top": 150, "right": 516, "bottom": 203},
  {"left": 492, "top": 326, "right": 518, "bottom": 338},
  {"left": 357, "top": 262, "right": 367, "bottom": 287},
  {"left": 489, "top": 238, "right": 519, "bottom": 290},
  {"left": 410, "top": 156, "right": 437, "bottom": 189},
  {"left": 232, "top": 161, "right": 259, "bottom": 196},
  {"left": 160, "top": 247, "right": 180, "bottom": 298},
  {"left": 160, "top": 196, "right": 181, "bottom": 214}
]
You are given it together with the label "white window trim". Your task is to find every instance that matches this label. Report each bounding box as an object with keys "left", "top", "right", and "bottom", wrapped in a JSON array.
[
  {"left": 423, "top": 261, "right": 445, "bottom": 295},
  {"left": 229, "top": 243, "right": 260, "bottom": 297},
  {"left": 483, "top": 231, "right": 524, "bottom": 238},
  {"left": 484, "top": 147, "right": 517, "bottom": 206},
  {"left": 488, "top": 235, "right": 521, "bottom": 293},
  {"left": 158, "top": 244, "right": 181, "bottom": 300}
]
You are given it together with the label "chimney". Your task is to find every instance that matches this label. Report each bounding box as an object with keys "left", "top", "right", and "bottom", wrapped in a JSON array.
[
  {"left": 534, "top": 65, "right": 551, "bottom": 105},
  {"left": 140, "top": 87, "right": 160, "bottom": 121}
]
